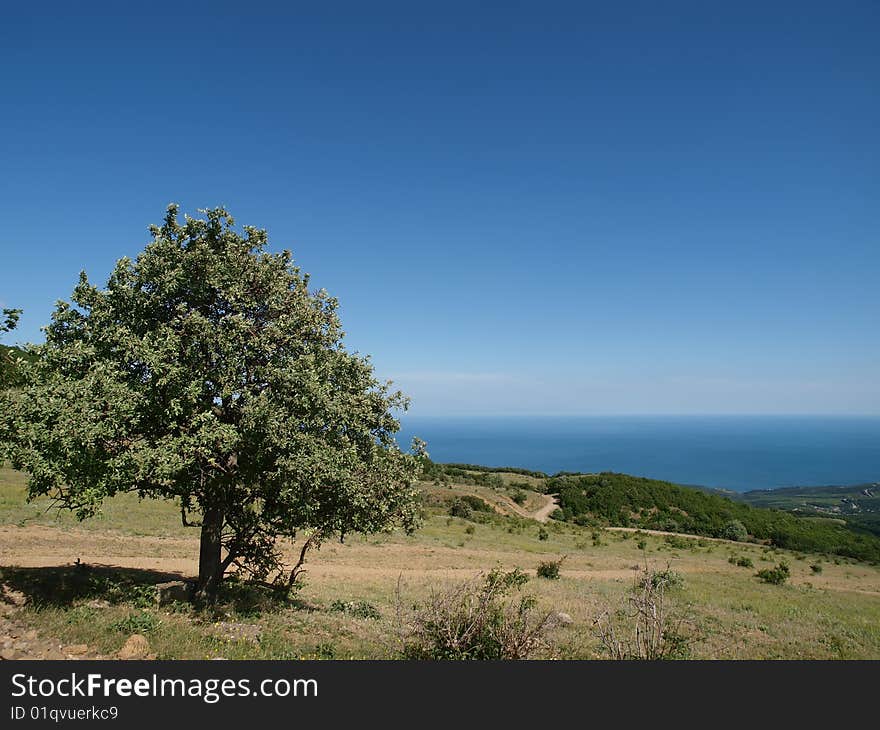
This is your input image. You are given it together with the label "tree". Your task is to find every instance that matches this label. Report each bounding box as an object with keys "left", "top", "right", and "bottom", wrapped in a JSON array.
[
  {"left": 721, "top": 519, "right": 749, "bottom": 542},
  {"left": 1, "top": 308, "right": 21, "bottom": 333},
  {"left": 0, "top": 308, "right": 23, "bottom": 389},
  {"left": 1, "top": 206, "right": 424, "bottom": 602}
]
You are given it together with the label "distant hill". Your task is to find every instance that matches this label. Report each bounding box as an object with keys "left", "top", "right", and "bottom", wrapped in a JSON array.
[
  {"left": 426, "top": 461, "right": 880, "bottom": 563},
  {"left": 736, "top": 483, "right": 880, "bottom": 538},
  {"left": 547, "top": 472, "right": 880, "bottom": 563}
]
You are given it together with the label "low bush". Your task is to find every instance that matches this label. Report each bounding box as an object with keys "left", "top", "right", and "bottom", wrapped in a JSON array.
[
  {"left": 756, "top": 561, "right": 790, "bottom": 585},
  {"left": 397, "top": 568, "right": 556, "bottom": 660},
  {"left": 110, "top": 610, "right": 160, "bottom": 634},
  {"left": 721, "top": 519, "right": 749, "bottom": 542},
  {"left": 536, "top": 557, "right": 565, "bottom": 580},
  {"left": 329, "top": 599, "right": 382, "bottom": 620},
  {"left": 594, "top": 563, "right": 692, "bottom": 660},
  {"left": 729, "top": 556, "right": 754, "bottom": 568}
]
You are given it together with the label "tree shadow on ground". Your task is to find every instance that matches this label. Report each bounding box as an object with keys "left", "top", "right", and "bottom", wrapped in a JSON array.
[
  {"left": 0, "top": 563, "right": 316, "bottom": 617},
  {"left": 0, "top": 564, "right": 186, "bottom": 609}
]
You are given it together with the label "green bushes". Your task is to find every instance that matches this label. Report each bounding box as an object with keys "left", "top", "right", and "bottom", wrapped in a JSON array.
[
  {"left": 594, "top": 563, "right": 692, "bottom": 660},
  {"left": 536, "top": 558, "right": 564, "bottom": 580},
  {"left": 721, "top": 520, "right": 749, "bottom": 542},
  {"left": 398, "top": 568, "right": 556, "bottom": 660},
  {"left": 729, "top": 556, "right": 754, "bottom": 568},
  {"left": 756, "top": 561, "right": 790, "bottom": 585},
  {"left": 549, "top": 472, "right": 880, "bottom": 563},
  {"left": 110, "top": 610, "right": 160, "bottom": 634},
  {"left": 330, "top": 599, "right": 381, "bottom": 620},
  {"left": 448, "top": 495, "right": 493, "bottom": 519},
  {"left": 537, "top": 526, "right": 549, "bottom": 541}
]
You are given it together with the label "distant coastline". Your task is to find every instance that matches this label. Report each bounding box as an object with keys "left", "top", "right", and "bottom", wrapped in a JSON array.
[{"left": 398, "top": 414, "right": 880, "bottom": 493}]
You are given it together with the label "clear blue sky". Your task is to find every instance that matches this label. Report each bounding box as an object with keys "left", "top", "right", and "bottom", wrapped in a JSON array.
[{"left": 1, "top": 1, "right": 877, "bottom": 416}]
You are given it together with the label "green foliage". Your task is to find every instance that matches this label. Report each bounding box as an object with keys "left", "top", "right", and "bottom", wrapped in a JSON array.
[
  {"left": 729, "top": 555, "right": 754, "bottom": 568},
  {"left": 439, "top": 463, "right": 547, "bottom": 479},
  {"left": 511, "top": 490, "right": 527, "bottom": 506},
  {"left": 756, "top": 561, "right": 791, "bottom": 585},
  {"left": 111, "top": 609, "right": 160, "bottom": 634},
  {"left": 810, "top": 563, "right": 823, "bottom": 574},
  {"left": 0, "top": 309, "right": 31, "bottom": 390},
  {"left": 641, "top": 567, "right": 685, "bottom": 591},
  {"left": 0, "top": 206, "right": 423, "bottom": 599},
  {"left": 448, "top": 495, "right": 492, "bottom": 519},
  {"left": 537, "top": 526, "right": 549, "bottom": 541},
  {"left": 721, "top": 519, "right": 749, "bottom": 542},
  {"left": 399, "top": 568, "right": 555, "bottom": 660},
  {"left": 536, "top": 558, "right": 563, "bottom": 580},
  {"left": 329, "top": 599, "right": 381, "bottom": 620},
  {"left": 1, "top": 308, "right": 21, "bottom": 334},
  {"left": 550, "top": 472, "right": 880, "bottom": 563},
  {"left": 594, "top": 563, "right": 692, "bottom": 660}
]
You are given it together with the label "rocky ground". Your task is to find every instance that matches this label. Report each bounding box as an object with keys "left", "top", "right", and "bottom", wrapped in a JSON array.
[{"left": 1, "top": 582, "right": 153, "bottom": 660}]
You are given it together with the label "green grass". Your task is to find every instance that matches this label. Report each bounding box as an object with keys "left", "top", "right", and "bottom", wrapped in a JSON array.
[{"left": 3, "top": 465, "right": 880, "bottom": 659}]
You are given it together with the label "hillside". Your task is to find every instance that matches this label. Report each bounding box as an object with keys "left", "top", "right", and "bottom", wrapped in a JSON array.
[
  {"left": 737, "top": 484, "right": 880, "bottom": 537},
  {"left": 423, "top": 462, "right": 880, "bottom": 564},
  {"left": 2, "top": 462, "right": 880, "bottom": 660}
]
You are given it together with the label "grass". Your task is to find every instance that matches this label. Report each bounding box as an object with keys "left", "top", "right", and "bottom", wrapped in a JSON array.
[{"left": 2, "top": 467, "right": 880, "bottom": 659}]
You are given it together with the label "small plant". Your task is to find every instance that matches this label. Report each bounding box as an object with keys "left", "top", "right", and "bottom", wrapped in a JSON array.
[
  {"left": 729, "top": 556, "right": 754, "bottom": 568},
  {"left": 641, "top": 567, "right": 685, "bottom": 591},
  {"left": 110, "top": 609, "right": 160, "bottom": 634},
  {"left": 538, "top": 527, "right": 549, "bottom": 541},
  {"left": 448, "top": 499, "right": 472, "bottom": 519},
  {"left": 593, "top": 561, "right": 692, "bottom": 660},
  {"left": 756, "top": 561, "right": 790, "bottom": 585},
  {"left": 397, "top": 568, "right": 557, "bottom": 660},
  {"left": 465, "top": 525, "right": 475, "bottom": 535},
  {"left": 313, "top": 642, "right": 336, "bottom": 659},
  {"left": 810, "top": 563, "right": 823, "bottom": 574},
  {"left": 637, "top": 539, "right": 647, "bottom": 551},
  {"left": 511, "top": 490, "right": 527, "bottom": 506},
  {"left": 330, "top": 599, "right": 382, "bottom": 620},
  {"left": 536, "top": 557, "right": 565, "bottom": 580}
]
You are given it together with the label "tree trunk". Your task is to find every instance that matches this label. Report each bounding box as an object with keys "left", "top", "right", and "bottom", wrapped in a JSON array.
[{"left": 195, "top": 505, "right": 224, "bottom": 604}]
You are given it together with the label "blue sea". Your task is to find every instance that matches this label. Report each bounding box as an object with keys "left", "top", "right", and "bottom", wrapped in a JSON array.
[{"left": 396, "top": 416, "right": 880, "bottom": 493}]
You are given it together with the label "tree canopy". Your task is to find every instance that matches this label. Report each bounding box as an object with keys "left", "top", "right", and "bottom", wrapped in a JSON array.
[{"left": 1, "top": 206, "right": 423, "bottom": 601}]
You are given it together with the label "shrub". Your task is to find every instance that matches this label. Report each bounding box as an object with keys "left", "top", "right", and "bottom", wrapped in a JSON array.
[
  {"left": 110, "top": 610, "right": 160, "bottom": 634},
  {"left": 398, "top": 568, "right": 557, "bottom": 660},
  {"left": 756, "top": 561, "right": 790, "bottom": 585},
  {"left": 729, "top": 556, "right": 754, "bottom": 568},
  {"left": 536, "top": 557, "right": 565, "bottom": 580},
  {"left": 641, "top": 567, "right": 685, "bottom": 591},
  {"left": 637, "top": 539, "right": 647, "bottom": 550},
  {"left": 538, "top": 527, "right": 549, "bottom": 541},
  {"left": 721, "top": 520, "right": 749, "bottom": 542},
  {"left": 810, "top": 563, "right": 823, "bottom": 574},
  {"left": 594, "top": 563, "right": 692, "bottom": 660},
  {"left": 330, "top": 599, "right": 381, "bottom": 620},
  {"left": 465, "top": 525, "right": 475, "bottom": 535},
  {"left": 511, "top": 490, "right": 527, "bottom": 506}
]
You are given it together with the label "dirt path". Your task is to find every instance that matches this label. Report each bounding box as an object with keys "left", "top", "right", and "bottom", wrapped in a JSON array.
[
  {"left": 531, "top": 494, "right": 559, "bottom": 523},
  {"left": 604, "top": 525, "right": 764, "bottom": 546}
]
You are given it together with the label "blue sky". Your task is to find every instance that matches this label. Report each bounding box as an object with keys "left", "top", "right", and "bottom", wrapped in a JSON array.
[{"left": 1, "top": 1, "right": 877, "bottom": 415}]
